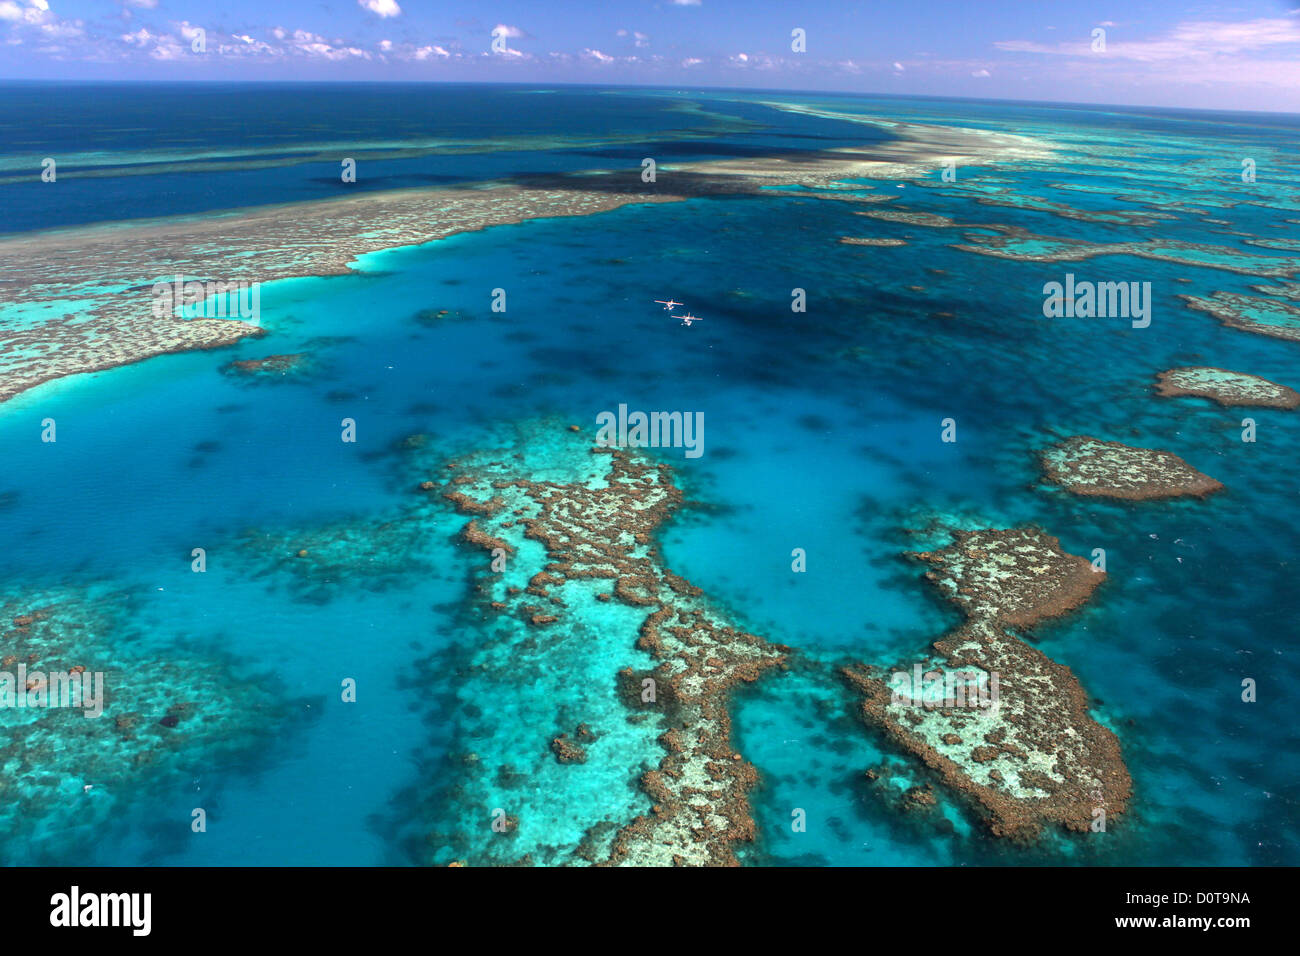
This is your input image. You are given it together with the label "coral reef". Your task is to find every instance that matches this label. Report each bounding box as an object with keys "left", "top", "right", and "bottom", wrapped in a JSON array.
[
  {"left": 1155, "top": 367, "right": 1300, "bottom": 409},
  {"left": 1041, "top": 436, "right": 1223, "bottom": 500},
  {"left": 222, "top": 352, "right": 308, "bottom": 379},
  {"left": 842, "top": 526, "right": 1130, "bottom": 842},
  {"left": 434, "top": 430, "right": 787, "bottom": 866},
  {"left": 1180, "top": 292, "right": 1300, "bottom": 344},
  {"left": 0, "top": 587, "right": 284, "bottom": 863},
  {"left": 839, "top": 237, "right": 909, "bottom": 247}
]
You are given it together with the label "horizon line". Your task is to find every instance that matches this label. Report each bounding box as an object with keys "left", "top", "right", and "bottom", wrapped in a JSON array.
[{"left": 1, "top": 77, "right": 1298, "bottom": 120}]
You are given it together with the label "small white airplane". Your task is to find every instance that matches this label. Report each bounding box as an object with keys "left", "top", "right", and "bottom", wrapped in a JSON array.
[
  {"left": 654, "top": 299, "right": 682, "bottom": 311},
  {"left": 679, "top": 313, "right": 703, "bottom": 327}
]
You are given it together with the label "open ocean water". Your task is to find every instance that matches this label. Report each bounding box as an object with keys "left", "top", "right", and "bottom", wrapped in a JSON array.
[{"left": 0, "top": 83, "right": 1296, "bottom": 865}]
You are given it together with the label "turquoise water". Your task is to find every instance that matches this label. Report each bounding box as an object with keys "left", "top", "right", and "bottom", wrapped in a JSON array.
[{"left": 1, "top": 87, "right": 1298, "bottom": 865}]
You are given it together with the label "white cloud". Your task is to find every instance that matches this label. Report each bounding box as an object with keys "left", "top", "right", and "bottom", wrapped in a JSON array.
[
  {"left": 358, "top": 0, "right": 401, "bottom": 18},
  {"left": 276, "top": 28, "right": 370, "bottom": 60},
  {"left": 670, "top": 0, "right": 702, "bottom": 5},
  {"left": 231, "top": 33, "right": 275, "bottom": 54},
  {"left": 996, "top": 16, "right": 1300, "bottom": 62},
  {"left": 488, "top": 24, "right": 528, "bottom": 58},
  {"left": 410, "top": 44, "right": 450, "bottom": 59},
  {"left": 1, "top": 1, "right": 85, "bottom": 44},
  {"left": 39, "top": 17, "right": 81, "bottom": 38},
  {"left": 725, "top": 51, "right": 782, "bottom": 69},
  {"left": 971, "top": 68, "right": 990, "bottom": 77},
  {"left": 582, "top": 47, "right": 613, "bottom": 63},
  {"left": 985, "top": 15, "right": 1300, "bottom": 100},
  {"left": 112, "top": 21, "right": 383, "bottom": 63},
  {"left": 1, "top": 0, "right": 54, "bottom": 25},
  {"left": 119, "top": 26, "right": 154, "bottom": 45}
]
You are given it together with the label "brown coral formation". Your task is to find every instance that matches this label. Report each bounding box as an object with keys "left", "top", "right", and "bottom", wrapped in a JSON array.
[
  {"left": 1041, "top": 436, "right": 1223, "bottom": 500},
  {"left": 1155, "top": 367, "right": 1300, "bottom": 409},
  {"left": 224, "top": 353, "right": 306, "bottom": 376},
  {"left": 842, "top": 526, "right": 1131, "bottom": 842},
  {"left": 550, "top": 734, "right": 588, "bottom": 765},
  {"left": 1179, "top": 292, "right": 1300, "bottom": 344},
  {"left": 839, "top": 237, "right": 909, "bottom": 247},
  {"left": 909, "top": 527, "right": 1103, "bottom": 628},
  {"left": 438, "top": 443, "right": 786, "bottom": 866},
  {"left": 460, "top": 520, "right": 513, "bottom": 556}
]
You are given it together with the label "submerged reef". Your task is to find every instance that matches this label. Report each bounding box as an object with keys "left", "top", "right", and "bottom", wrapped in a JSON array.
[
  {"left": 1179, "top": 292, "right": 1300, "bottom": 344},
  {"left": 431, "top": 427, "right": 786, "bottom": 866},
  {"left": 839, "top": 237, "right": 909, "bottom": 247},
  {"left": 842, "top": 526, "right": 1130, "bottom": 842},
  {"left": 222, "top": 352, "right": 309, "bottom": 380},
  {"left": 1252, "top": 281, "right": 1300, "bottom": 301},
  {"left": 1155, "top": 367, "right": 1300, "bottom": 409},
  {"left": 764, "top": 188, "right": 897, "bottom": 206},
  {"left": 0, "top": 588, "right": 284, "bottom": 863},
  {"left": 239, "top": 513, "right": 432, "bottom": 602},
  {"left": 950, "top": 228, "right": 1300, "bottom": 277},
  {"left": 1041, "top": 436, "right": 1223, "bottom": 500},
  {"left": 914, "top": 178, "right": 1179, "bottom": 227},
  {"left": 855, "top": 208, "right": 960, "bottom": 229}
]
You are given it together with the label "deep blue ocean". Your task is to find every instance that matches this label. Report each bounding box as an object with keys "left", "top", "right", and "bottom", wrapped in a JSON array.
[{"left": 0, "top": 83, "right": 1296, "bottom": 865}]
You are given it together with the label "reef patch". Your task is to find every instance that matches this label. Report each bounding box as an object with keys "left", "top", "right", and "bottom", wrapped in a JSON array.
[
  {"left": 1179, "top": 292, "right": 1300, "bottom": 344},
  {"left": 222, "top": 352, "right": 309, "bottom": 380},
  {"left": 1155, "top": 367, "right": 1300, "bottom": 409},
  {"left": 0, "top": 587, "right": 286, "bottom": 863},
  {"left": 1041, "top": 436, "right": 1223, "bottom": 500},
  {"left": 434, "top": 428, "right": 787, "bottom": 866},
  {"left": 842, "top": 525, "right": 1130, "bottom": 842}
]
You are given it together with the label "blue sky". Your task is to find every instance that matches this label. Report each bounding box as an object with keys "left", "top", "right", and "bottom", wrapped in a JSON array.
[{"left": 2, "top": 1, "right": 1299, "bottom": 112}]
